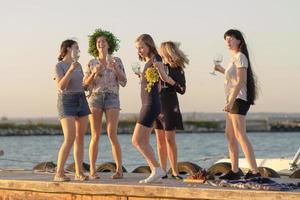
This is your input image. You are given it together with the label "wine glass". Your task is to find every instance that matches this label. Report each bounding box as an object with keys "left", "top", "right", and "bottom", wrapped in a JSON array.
[
  {"left": 161, "top": 64, "right": 169, "bottom": 88},
  {"left": 210, "top": 53, "right": 223, "bottom": 76},
  {"left": 102, "top": 54, "right": 112, "bottom": 90},
  {"left": 70, "top": 49, "right": 80, "bottom": 72},
  {"left": 90, "top": 59, "right": 100, "bottom": 67},
  {"left": 90, "top": 59, "right": 100, "bottom": 75},
  {"left": 106, "top": 54, "right": 112, "bottom": 69},
  {"left": 131, "top": 62, "right": 142, "bottom": 83}
]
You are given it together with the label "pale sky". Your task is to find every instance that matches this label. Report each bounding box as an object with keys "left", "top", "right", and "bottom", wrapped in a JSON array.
[{"left": 0, "top": 0, "right": 299, "bottom": 118}]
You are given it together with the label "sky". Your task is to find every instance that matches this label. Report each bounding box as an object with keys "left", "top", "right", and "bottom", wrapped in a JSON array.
[{"left": 0, "top": 0, "right": 299, "bottom": 118}]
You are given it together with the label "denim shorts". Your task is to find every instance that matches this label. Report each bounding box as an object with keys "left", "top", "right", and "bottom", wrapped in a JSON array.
[
  {"left": 88, "top": 92, "right": 120, "bottom": 110},
  {"left": 57, "top": 92, "right": 91, "bottom": 119}
]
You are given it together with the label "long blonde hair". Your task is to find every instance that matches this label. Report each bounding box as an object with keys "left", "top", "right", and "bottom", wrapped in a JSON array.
[
  {"left": 159, "top": 41, "right": 189, "bottom": 68},
  {"left": 135, "top": 34, "right": 159, "bottom": 61}
]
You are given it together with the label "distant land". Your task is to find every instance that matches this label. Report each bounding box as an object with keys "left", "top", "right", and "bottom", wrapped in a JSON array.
[
  {"left": 0, "top": 113, "right": 300, "bottom": 136},
  {"left": 1, "top": 112, "right": 300, "bottom": 125}
]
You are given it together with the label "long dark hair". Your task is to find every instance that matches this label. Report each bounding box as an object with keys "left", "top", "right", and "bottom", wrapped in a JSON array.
[
  {"left": 58, "top": 39, "right": 77, "bottom": 61},
  {"left": 135, "top": 34, "right": 159, "bottom": 61},
  {"left": 224, "top": 29, "right": 257, "bottom": 105}
]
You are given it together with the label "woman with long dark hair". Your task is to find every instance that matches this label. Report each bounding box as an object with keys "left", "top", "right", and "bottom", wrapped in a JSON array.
[
  {"left": 132, "top": 34, "right": 166, "bottom": 183},
  {"left": 214, "top": 29, "right": 260, "bottom": 180},
  {"left": 53, "top": 39, "right": 90, "bottom": 182}
]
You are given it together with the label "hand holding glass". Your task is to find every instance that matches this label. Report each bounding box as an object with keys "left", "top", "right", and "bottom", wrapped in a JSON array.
[
  {"left": 210, "top": 54, "right": 223, "bottom": 75},
  {"left": 91, "top": 59, "right": 100, "bottom": 75},
  {"left": 131, "top": 62, "right": 142, "bottom": 83},
  {"left": 162, "top": 64, "right": 169, "bottom": 88}
]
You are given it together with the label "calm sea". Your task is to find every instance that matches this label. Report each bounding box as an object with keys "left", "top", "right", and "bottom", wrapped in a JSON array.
[{"left": 0, "top": 132, "right": 299, "bottom": 171}]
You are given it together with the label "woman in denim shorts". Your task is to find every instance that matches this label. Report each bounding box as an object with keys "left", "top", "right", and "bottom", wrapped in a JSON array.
[
  {"left": 83, "top": 29, "right": 127, "bottom": 179},
  {"left": 53, "top": 39, "right": 90, "bottom": 182}
]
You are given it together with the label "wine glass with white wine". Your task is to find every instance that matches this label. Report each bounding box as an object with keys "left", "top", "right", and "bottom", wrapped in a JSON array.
[
  {"left": 90, "top": 58, "right": 100, "bottom": 75},
  {"left": 102, "top": 54, "right": 113, "bottom": 91},
  {"left": 71, "top": 49, "right": 80, "bottom": 72},
  {"left": 131, "top": 62, "right": 142, "bottom": 83},
  {"left": 161, "top": 64, "right": 169, "bottom": 88},
  {"left": 105, "top": 54, "right": 112, "bottom": 69},
  {"left": 210, "top": 53, "right": 223, "bottom": 76}
]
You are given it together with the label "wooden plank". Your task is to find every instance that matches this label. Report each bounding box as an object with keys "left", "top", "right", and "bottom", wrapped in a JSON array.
[
  {"left": 183, "top": 179, "right": 205, "bottom": 184},
  {"left": 0, "top": 190, "right": 72, "bottom": 200},
  {"left": 73, "top": 195, "right": 93, "bottom": 200},
  {"left": 0, "top": 171, "right": 299, "bottom": 200},
  {"left": 92, "top": 196, "right": 128, "bottom": 200}
]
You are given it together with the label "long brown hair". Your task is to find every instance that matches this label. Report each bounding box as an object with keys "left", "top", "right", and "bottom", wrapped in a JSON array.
[
  {"left": 159, "top": 41, "right": 189, "bottom": 68},
  {"left": 224, "top": 29, "right": 258, "bottom": 105},
  {"left": 58, "top": 39, "right": 77, "bottom": 61},
  {"left": 135, "top": 34, "right": 159, "bottom": 61}
]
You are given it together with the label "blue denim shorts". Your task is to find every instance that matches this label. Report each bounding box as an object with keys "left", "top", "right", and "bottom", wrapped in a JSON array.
[
  {"left": 57, "top": 92, "right": 91, "bottom": 119},
  {"left": 88, "top": 92, "right": 120, "bottom": 110}
]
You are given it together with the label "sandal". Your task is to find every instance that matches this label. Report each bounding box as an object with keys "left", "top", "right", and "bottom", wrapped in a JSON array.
[
  {"left": 75, "top": 173, "right": 89, "bottom": 181},
  {"left": 112, "top": 171, "right": 123, "bottom": 179},
  {"left": 171, "top": 174, "right": 183, "bottom": 180},
  {"left": 89, "top": 173, "right": 100, "bottom": 180},
  {"left": 53, "top": 174, "right": 71, "bottom": 182}
]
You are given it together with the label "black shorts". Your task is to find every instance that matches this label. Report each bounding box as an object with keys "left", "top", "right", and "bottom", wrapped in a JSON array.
[
  {"left": 230, "top": 98, "right": 250, "bottom": 116},
  {"left": 137, "top": 103, "right": 161, "bottom": 128}
]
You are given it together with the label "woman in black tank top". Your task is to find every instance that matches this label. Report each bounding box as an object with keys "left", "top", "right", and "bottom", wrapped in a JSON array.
[
  {"left": 138, "top": 54, "right": 162, "bottom": 127},
  {"left": 132, "top": 34, "right": 166, "bottom": 183},
  {"left": 154, "top": 41, "right": 188, "bottom": 180}
]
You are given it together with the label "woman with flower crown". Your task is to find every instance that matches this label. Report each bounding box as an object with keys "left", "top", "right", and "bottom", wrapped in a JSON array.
[
  {"left": 83, "top": 29, "right": 127, "bottom": 180},
  {"left": 132, "top": 34, "right": 166, "bottom": 183}
]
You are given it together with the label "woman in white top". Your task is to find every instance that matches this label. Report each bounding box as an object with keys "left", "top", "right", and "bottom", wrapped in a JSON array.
[{"left": 214, "top": 29, "right": 260, "bottom": 180}]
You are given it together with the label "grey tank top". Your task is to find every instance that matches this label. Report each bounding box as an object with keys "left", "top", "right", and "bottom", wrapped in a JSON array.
[{"left": 54, "top": 61, "right": 84, "bottom": 94}]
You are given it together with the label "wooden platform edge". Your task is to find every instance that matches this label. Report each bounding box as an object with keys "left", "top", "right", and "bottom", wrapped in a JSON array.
[{"left": 0, "top": 179, "right": 299, "bottom": 200}]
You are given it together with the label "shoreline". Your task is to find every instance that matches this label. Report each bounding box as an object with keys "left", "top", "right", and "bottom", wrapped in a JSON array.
[{"left": 0, "top": 119, "right": 300, "bottom": 136}]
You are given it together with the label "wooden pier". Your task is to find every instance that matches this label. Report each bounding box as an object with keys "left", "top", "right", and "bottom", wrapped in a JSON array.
[{"left": 0, "top": 170, "right": 299, "bottom": 200}]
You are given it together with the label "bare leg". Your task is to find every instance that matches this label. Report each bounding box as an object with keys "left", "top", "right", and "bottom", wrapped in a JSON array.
[
  {"left": 155, "top": 129, "right": 167, "bottom": 172},
  {"left": 88, "top": 108, "right": 103, "bottom": 176},
  {"left": 165, "top": 130, "right": 179, "bottom": 176},
  {"left": 231, "top": 114, "right": 258, "bottom": 173},
  {"left": 105, "top": 108, "right": 123, "bottom": 173},
  {"left": 74, "top": 116, "right": 88, "bottom": 175},
  {"left": 132, "top": 123, "right": 165, "bottom": 183},
  {"left": 132, "top": 123, "right": 160, "bottom": 169},
  {"left": 56, "top": 117, "right": 76, "bottom": 176},
  {"left": 225, "top": 114, "right": 239, "bottom": 173}
]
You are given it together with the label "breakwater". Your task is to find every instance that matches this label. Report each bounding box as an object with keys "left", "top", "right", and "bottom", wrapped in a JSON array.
[{"left": 0, "top": 119, "right": 299, "bottom": 136}]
